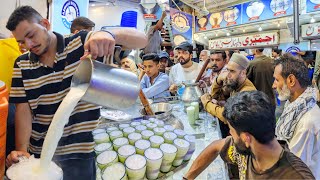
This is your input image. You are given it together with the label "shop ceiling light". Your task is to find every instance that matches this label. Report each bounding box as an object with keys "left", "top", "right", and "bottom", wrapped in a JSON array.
[
  {"left": 91, "top": 3, "right": 96, "bottom": 6},
  {"left": 226, "top": 32, "right": 230, "bottom": 36},
  {"left": 258, "top": 26, "right": 262, "bottom": 31},
  {"left": 215, "top": 33, "right": 218, "bottom": 37},
  {"left": 243, "top": 29, "right": 246, "bottom": 32},
  {"left": 277, "top": 22, "right": 280, "bottom": 27},
  {"left": 310, "top": 17, "right": 316, "bottom": 23},
  {"left": 204, "top": 36, "right": 208, "bottom": 39}
]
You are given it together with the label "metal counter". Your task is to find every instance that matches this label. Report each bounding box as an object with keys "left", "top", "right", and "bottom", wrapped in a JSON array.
[{"left": 99, "top": 101, "right": 229, "bottom": 180}]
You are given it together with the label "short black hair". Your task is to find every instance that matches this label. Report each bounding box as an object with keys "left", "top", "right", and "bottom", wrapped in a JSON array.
[
  {"left": 274, "top": 53, "right": 311, "bottom": 88},
  {"left": 223, "top": 91, "right": 276, "bottom": 144},
  {"left": 257, "top": 48, "right": 264, "bottom": 53},
  {"left": 70, "top": 16, "right": 95, "bottom": 33},
  {"left": 151, "top": 20, "right": 164, "bottom": 26},
  {"left": 272, "top": 48, "right": 282, "bottom": 55},
  {"left": 142, "top": 53, "right": 160, "bottom": 64},
  {"left": 210, "top": 50, "right": 227, "bottom": 60},
  {"left": 6, "top": 6, "right": 43, "bottom": 31}
]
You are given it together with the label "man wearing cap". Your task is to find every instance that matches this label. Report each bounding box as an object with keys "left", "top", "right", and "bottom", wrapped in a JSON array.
[
  {"left": 169, "top": 41, "right": 202, "bottom": 93},
  {"left": 201, "top": 53, "right": 256, "bottom": 137},
  {"left": 159, "top": 51, "right": 170, "bottom": 74}
]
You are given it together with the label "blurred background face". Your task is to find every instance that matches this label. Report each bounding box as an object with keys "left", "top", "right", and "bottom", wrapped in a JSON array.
[
  {"left": 208, "top": 53, "right": 226, "bottom": 72},
  {"left": 272, "top": 51, "right": 278, "bottom": 58},
  {"left": 177, "top": 49, "right": 191, "bottom": 65},
  {"left": 159, "top": 58, "right": 168, "bottom": 72},
  {"left": 143, "top": 60, "right": 159, "bottom": 78},
  {"left": 121, "top": 58, "right": 132, "bottom": 69},
  {"left": 173, "top": 50, "right": 179, "bottom": 64},
  {"left": 199, "top": 51, "right": 209, "bottom": 61}
]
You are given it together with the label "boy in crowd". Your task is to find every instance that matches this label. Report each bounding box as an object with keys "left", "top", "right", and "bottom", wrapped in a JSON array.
[{"left": 141, "top": 53, "right": 170, "bottom": 102}]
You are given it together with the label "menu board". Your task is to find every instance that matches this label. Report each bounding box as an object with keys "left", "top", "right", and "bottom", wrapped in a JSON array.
[
  {"left": 170, "top": 8, "right": 193, "bottom": 45},
  {"left": 221, "top": 5, "right": 242, "bottom": 27},
  {"left": 208, "top": 31, "right": 279, "bottom": 49},
  {"left": 195, "top": 0, "right": 293, "bottom": 33},
  {"left": 242, "top": 0, "right": 293, "bottom": 23},
  {"left": 195, "top": 5, "right": 242, "bottom": 32},
  {"left": 306, "top": 0, "right": 320, "bottom": 13}
]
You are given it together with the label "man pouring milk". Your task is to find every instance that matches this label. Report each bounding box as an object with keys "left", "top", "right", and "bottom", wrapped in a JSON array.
[{"left": 5, "top": 6, "right": 147, "bottom": 180}]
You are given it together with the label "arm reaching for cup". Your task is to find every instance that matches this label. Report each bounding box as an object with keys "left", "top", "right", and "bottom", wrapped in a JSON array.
[{"left": 184, "top": 138, "right": 226, "bottom": 179}]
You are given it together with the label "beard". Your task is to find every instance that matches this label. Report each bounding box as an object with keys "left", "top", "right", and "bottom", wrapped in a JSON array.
[
  {"left": 212, "top": 65, "right": 222, "bottom": 72},
  {"left": 277, "top": 83, "right": 291, "bottom": 101},
  {"left": 235, "top": 138, "right": 252, "bottom": 156},
  {"left": 226, "top": 77, "right": 240, "bottom": 91},
  {"left": 179, "top": 57, "right": 190, "bottom": 65},
  {"left": 35, "top": 29, "right": 51, "bottom": 56}
]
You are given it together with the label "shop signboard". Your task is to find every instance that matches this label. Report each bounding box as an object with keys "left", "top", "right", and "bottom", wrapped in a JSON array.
[
  {"left": 208, "top": 31, "right": 279, "bottom": 49},
  {"left": 52, "top": 0, "right": 89, "bottom": 35},
  {"left": 301, "top": 22, "right": 320, "bottom": 39},
  {"left": 306, "top": 0, "right": 320, "bottom": 13},
  {"left": 170, "top": 8, "right": 193, "bottom": 45},
  {"left": 195, "top": 0, "right": 293, "bottom": 32},
  {"left": 242, "top": 0, "right": 293, "bottom": 24}
]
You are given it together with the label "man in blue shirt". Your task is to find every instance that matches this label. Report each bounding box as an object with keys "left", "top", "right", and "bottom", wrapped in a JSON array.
[{"left": 141, "top": 53, "right": 170, "bottom": 102}]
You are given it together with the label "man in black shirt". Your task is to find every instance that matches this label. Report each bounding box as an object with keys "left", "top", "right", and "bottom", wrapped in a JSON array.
[{"left": 185, "top": 91, "right": 315, "bottom": 180}]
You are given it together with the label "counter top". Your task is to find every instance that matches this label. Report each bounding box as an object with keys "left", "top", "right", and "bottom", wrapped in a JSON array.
[{"left": 99, "top": 101, "right": 229, "bottom": 180}]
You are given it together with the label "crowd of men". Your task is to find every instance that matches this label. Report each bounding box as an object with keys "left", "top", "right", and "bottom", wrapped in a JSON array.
[{"left": 5, "top": 6, "right": 320, "bottom": 180}]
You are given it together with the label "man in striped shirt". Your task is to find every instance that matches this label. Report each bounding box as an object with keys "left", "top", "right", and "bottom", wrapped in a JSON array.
[{"left": 5, "top": 6, "right": 147, "bottom": 180}]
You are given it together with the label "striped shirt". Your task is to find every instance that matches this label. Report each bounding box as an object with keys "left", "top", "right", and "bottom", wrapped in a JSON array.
[{"left": 9, "top": 31, "right": 100, "bottom": 161}]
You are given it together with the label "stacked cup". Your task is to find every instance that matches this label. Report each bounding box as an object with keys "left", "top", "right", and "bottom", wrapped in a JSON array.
[
  {"left": 172, "top": 139, "right": 190, "bottom": 166},
  {"left": 160, "top": 143, "right": 177, "bottom": 173},
  {"left": 144, "top": 148, "right": 163, "bottom": 179}
]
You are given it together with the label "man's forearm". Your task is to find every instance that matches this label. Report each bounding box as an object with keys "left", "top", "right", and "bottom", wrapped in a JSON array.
[
  {"left": 113, "top": 29, "right": 148, "bottom": 49},
  {"left": 15, "top": 103, "right": 32, "bottom": 152},
  {"left": 185, "top": 139, "right": 226, "bottom": 179}
]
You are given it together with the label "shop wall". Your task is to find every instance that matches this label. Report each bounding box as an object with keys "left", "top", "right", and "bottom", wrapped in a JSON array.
[
  {"left": 0, "top": 0, "right": 47, "bottom": 37},
  {"left": 88, "top": 2, "right": 146, "bottom": 32}
]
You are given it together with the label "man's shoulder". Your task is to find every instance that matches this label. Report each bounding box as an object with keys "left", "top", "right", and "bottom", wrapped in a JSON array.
[
  {"left": 281, "top": 151, "right": 315, "bottom": 179},
  {"left": 171, "top": 63, "right": 181, "bottom": 70},
  {"left": 298, "top": 104, "right": 320, "bottom": 131},
  {"left": 239, "top": 79, "right": 256, "bottom": 92},
  {"left": 251, "top": 56, "right": 273, "bottom": 64},
  {"left": 159, "top": 72, "right": 169, "bottom": 78}
]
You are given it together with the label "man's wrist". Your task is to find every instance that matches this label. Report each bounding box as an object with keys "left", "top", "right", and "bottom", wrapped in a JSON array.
[{"left": 99, "top": 30, "right": 116, "bottom": 41}]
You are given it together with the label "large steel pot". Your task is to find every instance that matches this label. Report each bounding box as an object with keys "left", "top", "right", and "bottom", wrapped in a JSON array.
[{"left": 71, "top": 58, "right": 140, "bottom": 110}]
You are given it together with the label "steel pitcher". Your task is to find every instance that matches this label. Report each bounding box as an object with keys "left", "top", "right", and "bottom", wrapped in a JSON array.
[{"left": 71, "top": 58, "right": 140, "bottom": 110}]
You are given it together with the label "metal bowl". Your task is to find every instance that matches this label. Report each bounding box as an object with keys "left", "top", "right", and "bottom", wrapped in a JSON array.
[{"left": 140, "top": 103, "right": 172, "bottom": 120}]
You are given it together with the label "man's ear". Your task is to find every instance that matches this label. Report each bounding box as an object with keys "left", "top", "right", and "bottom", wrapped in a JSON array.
[
  {"left": 73, "top": 30, "right": 79, "bottom": 34},
  {"left": 287, "top": 74, "right": 296, "bottom": 87},
  {"left": 240, "top": 132, "right": 251, "bottom": 148},
  {"left": 40, "top": 19, "right": 51, "bottom": 30}
]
